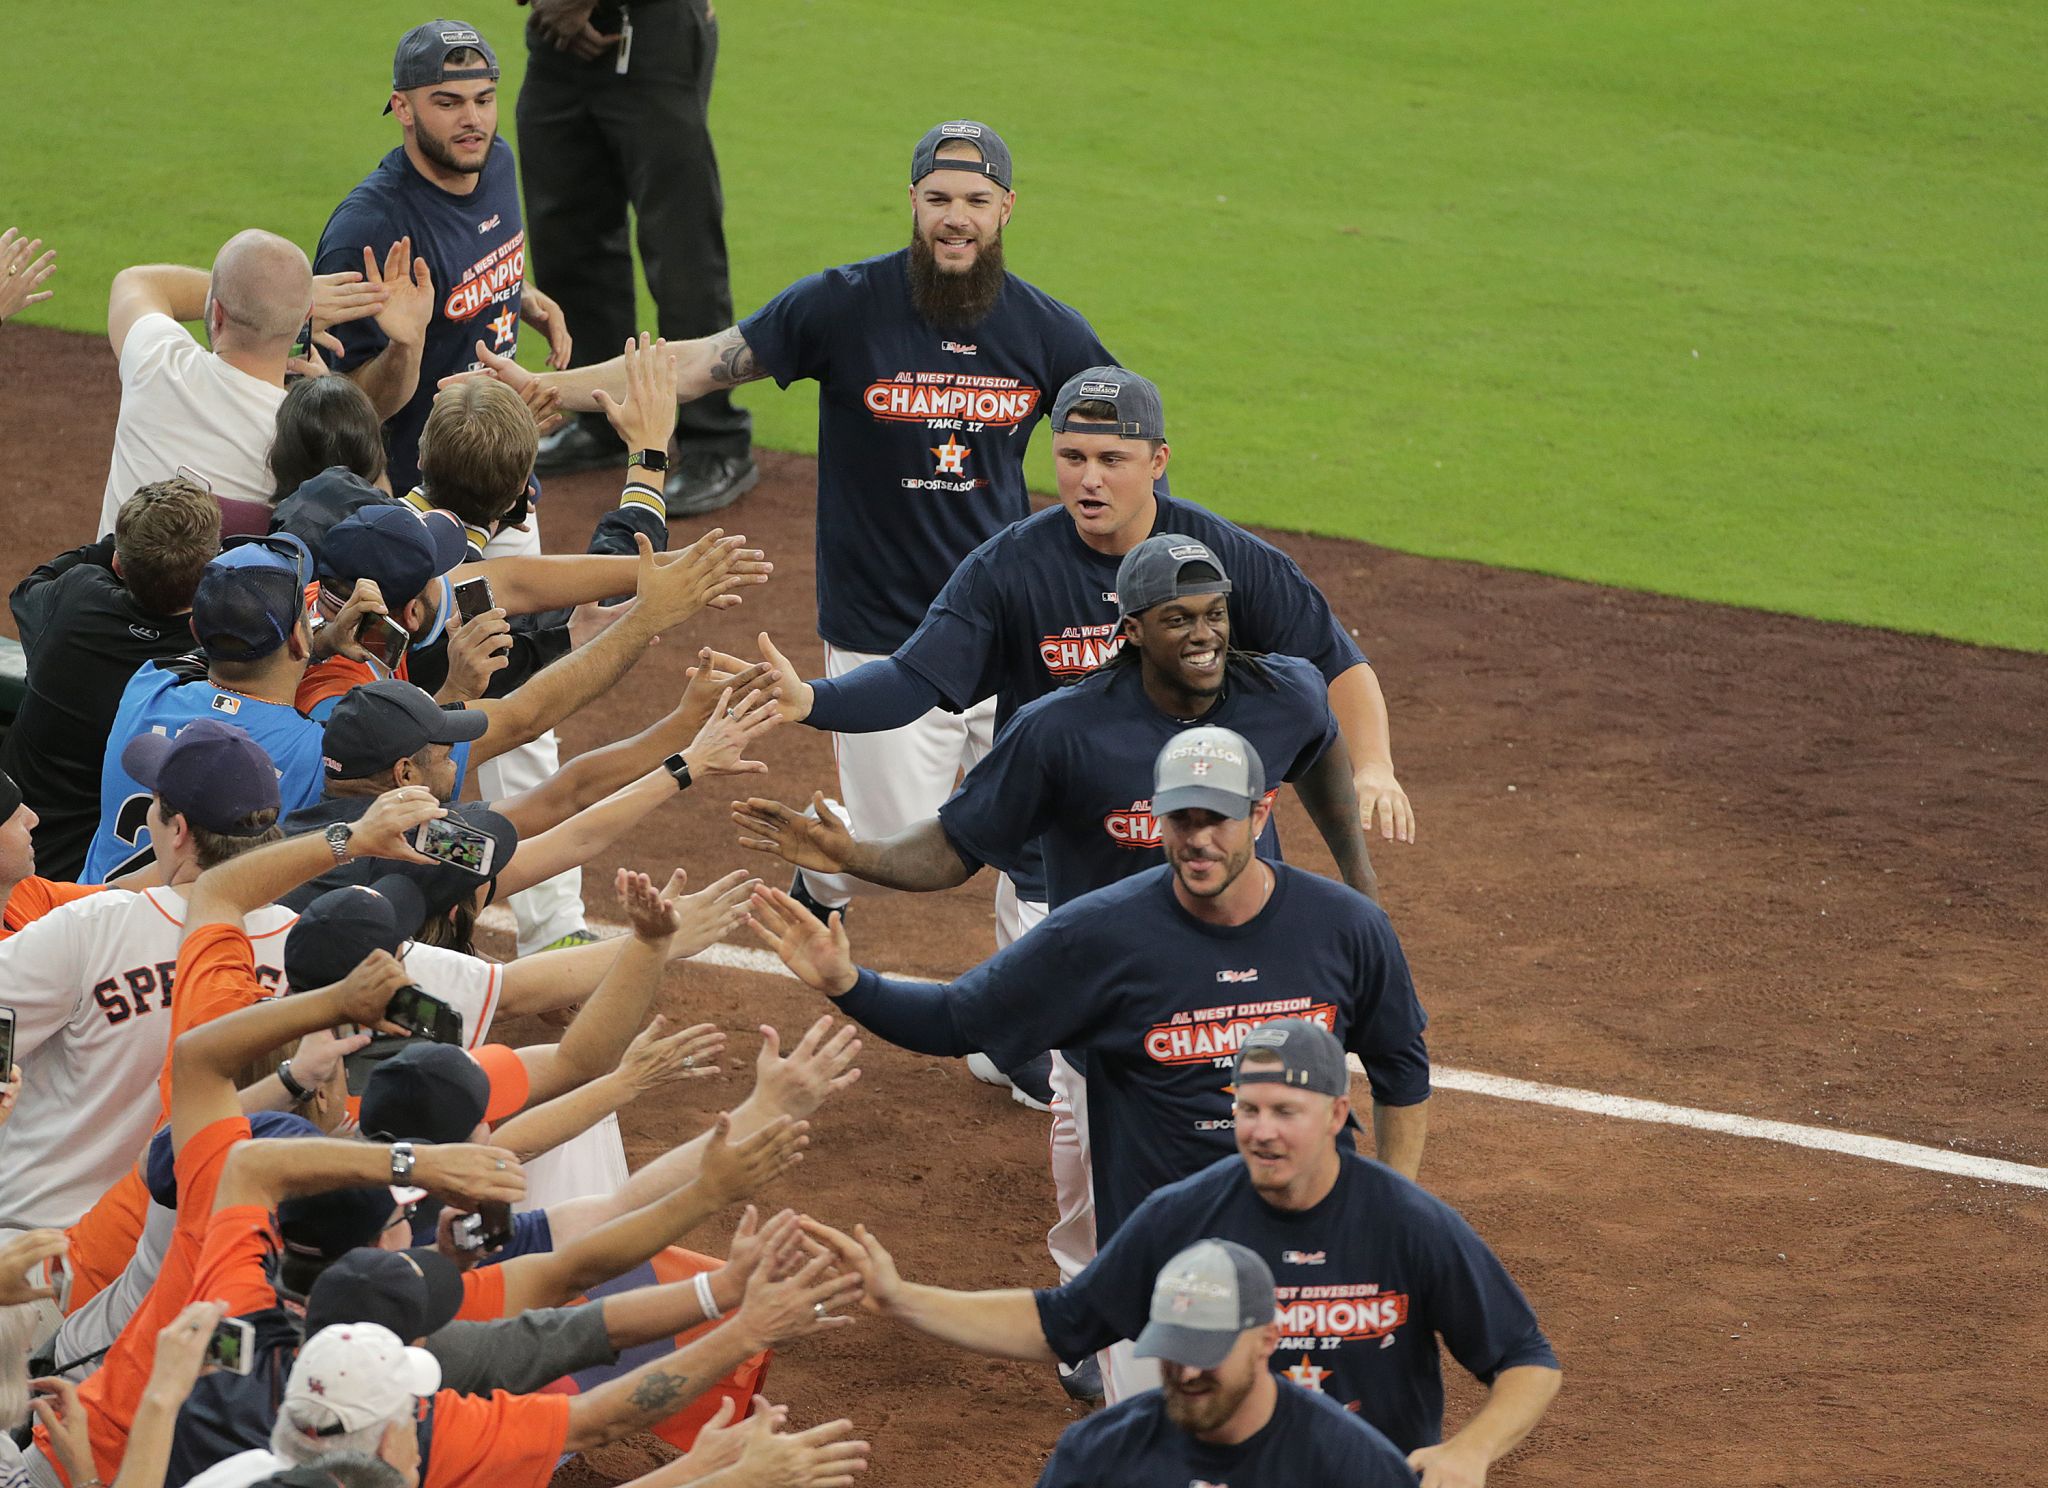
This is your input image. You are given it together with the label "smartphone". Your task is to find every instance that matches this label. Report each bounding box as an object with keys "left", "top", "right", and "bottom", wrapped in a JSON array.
[
  {"left": 453, "top": 1199, "right": 514, "bottom": 1255},
  {"left": 356, "top": 612, "right": 411, "bottom": 670},
  {"left": 206, "top": 1317, "right": 256, "bottom": 1376},
  {"left": 385, "top": 985, "right": 464, "bottom": 1046},
  {"left": 410, "top": 815, "right": 496, "bottom": 878},
  {"left": 290, "top": 318, "right": 313, "bottom": 362},
  {"left": 0, "top": 1005, "right": 15, "bottom": 1078},
  {"left": 452, "top": 576, "right": 496, "bottom": 625}
]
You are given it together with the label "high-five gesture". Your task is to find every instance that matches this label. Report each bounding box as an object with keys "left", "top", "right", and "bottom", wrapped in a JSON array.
[
  {"left": 679, "top": 685, "right": 782, "bottom": 781},
  {"left": 592, "top": 333, "right": 679, "bottom": 452},
  {"left": 746, "top": 885, "right": 859, "bottom": 996},
  {"left": 0, "top": 228, "right": 57, "bottom": 323},
  {"left": 521, "top": 282, "right": 573, "bottom": 369},
  {"left": 619, "top": 866, "right": 690, "bottom": 943},
  {"left": 365, "top": 237, "right": 435, "bottom": 349},
  {"left": 702, "top": 632, "right": 813, "bottom": 724},
  {"left": 733, "top": 792, "right": 857, "bottom": 877},
  {"left": 629, "top": 529, "right": 772, "bottom": 631},
  {"left": 664, "top": 868, "right": 764, "bottom": 960},
  {"left": 694, "top": 1112, "right": 810, "bottom": 1207},
  {"left": 752, "top": 1017, "right": 863, "bottom": 1121},
  {"left": 310, "top": 269, "right": 389, "bottom": 333}
]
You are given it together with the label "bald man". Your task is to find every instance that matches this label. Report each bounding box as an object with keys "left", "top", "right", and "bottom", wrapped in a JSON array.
[{"left": 97, "top": 231, "right": 373, "bottom": 537}]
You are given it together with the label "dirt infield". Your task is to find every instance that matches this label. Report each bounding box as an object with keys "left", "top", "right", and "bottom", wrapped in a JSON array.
[{"left": 4, "top": 324, "right": 2044, "bottom": 1484}]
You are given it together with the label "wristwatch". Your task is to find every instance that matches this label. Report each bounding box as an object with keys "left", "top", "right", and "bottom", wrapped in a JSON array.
[
  {"left": 324, "top": 821, "right": 354, "bottom": 864},
  {"left": 276, "top": 1060, "right": 313, "bottom": 1104},
  {"left": 390, "top": 1142, "right": 417, "bottom": 1184},
  {"left": 663, "top": 750, "right": 693, "bottom": 791},
  {"left": 630, "top": 448, "right": 669, "bottom": 473}
]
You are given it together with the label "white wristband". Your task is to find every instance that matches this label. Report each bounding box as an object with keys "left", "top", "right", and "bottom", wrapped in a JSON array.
[{"left": 694, "top": 1269, "right": 723, "bottom": 1321}]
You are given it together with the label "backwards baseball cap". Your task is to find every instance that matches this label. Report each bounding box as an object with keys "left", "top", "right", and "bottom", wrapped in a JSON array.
[
  {"left": 121, "top": 720, "right": 281, "bottom": 830},
  {"left": 278, "top": 1183, "right": 406, "bottom": 1269},
  {"left": 190, "top": 537, "right": 312, "bottom": 661},
  {"left": 319, "top": 504, "right": 469, "bottom": 604},
  {"left": 283, "top": 1323, "right": 442, "bottom": 1435},
  {"left": 1151, "top": 726, "right": 1266, "bottom": 821},
  {"left": 360, "top": 1043, "right": 491, "bottom": 1145},
  {"left": 304, "top": 1247, "right": 466, "bottom": 1339},
  {"left": 1051, "top": 366, "right": 1166, "bottom": 440},
  {"left": 911, "top": 120, "right": 1013, "bottom": 190},
  {"left": 1115, "top": 533, "right": 1231, "bottom": 620},
  {"left": 273, "top": 468, "right": 390, "bottom": 556},
  {"left": 1133, "top": 1239, "right": 1276, "bottom": 1371},
  {"left": 1233, "top": 1017, "right": 1349, "bottom": 1098},
  {"left": 323, "top": 680, "right": 489, "bottom": 779},
  {"left": 386, "top": 20, "right": 498, "bottom": 112},
  {"left": 283, "top": 878, "right": 429, "bottom": 993}
]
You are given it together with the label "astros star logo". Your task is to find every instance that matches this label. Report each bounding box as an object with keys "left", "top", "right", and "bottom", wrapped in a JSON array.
[
  {"left": 931, "top": 436, "right": 970, "bottom": 475},
  {"left": 1189, "top": 760, "right": 1211, "bottom": 775},
  {"left": 487, "top": 307, "right": 517, "bottom": 347},
  {"left": 1282, "top": 1354, "right": 1332, "bottom": 1391}
]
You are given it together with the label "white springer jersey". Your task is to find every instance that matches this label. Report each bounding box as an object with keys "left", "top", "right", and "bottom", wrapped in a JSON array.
[{"left": 0, "top": 892, "right": 504, "bottom": 1233}]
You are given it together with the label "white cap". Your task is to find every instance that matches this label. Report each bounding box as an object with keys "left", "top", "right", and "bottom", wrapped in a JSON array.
[{"left": 283, "top": 1322, "right": 442, "bottom": 1436}]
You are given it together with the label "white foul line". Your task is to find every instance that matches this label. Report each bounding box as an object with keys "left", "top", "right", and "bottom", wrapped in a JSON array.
[{"left": 486, "top": 911, "right": 2048, "bottom": 1191}]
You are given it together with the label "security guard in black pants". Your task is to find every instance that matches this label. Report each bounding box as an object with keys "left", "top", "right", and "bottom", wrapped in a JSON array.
[{"left": 517, "top": 0, "right": 757, "bottom": 516}]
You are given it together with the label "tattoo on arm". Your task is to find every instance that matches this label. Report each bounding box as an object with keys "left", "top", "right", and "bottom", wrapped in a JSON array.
[
  {"left": 627, "top": 1368, "right": 692, "bottom": 1418},
  {"left": 707, "top": 328, "right": 763, "bottom": 387}
]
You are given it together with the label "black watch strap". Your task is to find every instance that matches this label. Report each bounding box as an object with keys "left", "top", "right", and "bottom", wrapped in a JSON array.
[
  {"left": 630, "top": 448, "right": 669, "bottom": 473},
  {"left": 663, "top": 751, "right": 692, "bottom": 790},
  {"left": 276, "top": 1060, "right": 313, "bottom": 1103}
]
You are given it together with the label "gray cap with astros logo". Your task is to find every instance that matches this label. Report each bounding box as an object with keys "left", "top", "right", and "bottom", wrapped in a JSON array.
[
  {"left": 1133, "top": 1239, "right": 1276, "bottom": 1370},
  {"left": 911, "top": 120, "right": 1013, "bottom": 190},
  {"left": 1233, "top": 1017, "right": 1349, "bottom": 1098},
  {"left": 386, "top": 20, "right": 499, "bottom": 112},
  {"left": 1151, "top": 726, "right": 1266, "bottom": 821},
  {"left": 1050, "top": 365, "right": 1166, "bottom": 439},
  {"left": 1115, "top": 533, "right": 1231, "bottom": 620}
]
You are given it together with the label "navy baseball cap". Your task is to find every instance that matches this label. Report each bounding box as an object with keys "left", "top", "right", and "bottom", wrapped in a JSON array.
[
  {"left": 1233, "top": 1018, "right": 1349, "bottom": 1098},
  {"left": 1116, "top": 533, "right": 1232, "bottom": 620},
  {"left": 322, "top": 680, "right": 489, "bottom": 779},
  {"left": 911, "top": 120, "right": 1012, "bottom": 190},
  {"left": 273, "top": 467, "right": 390, "bottom": 556},
  {"left": 1051, "top": 366, "right": 1166, "bottom": 440},
  {"left": 304, "top": 1246, "right": 466, "bottom": 1338},
  {"left": 283, "top": 878, "right": 429, "bottom": 993},
  {"left": 360, "top": 1043, "right": 490, "bottom": 1144},
  {"left": 1133, "top": 1240, "right": 1276, "bottom": 1370},
  {"left": 190, "top": 540, "right": 309, "bottom": 660},
  {"left": 121, "top": 720, "right": 281, "bottom": 830},
  {"left": 1151, "top": 726, "right": 1266, "bottom": 820},
  {"left": 319, "top": 504, "right": 469, "bottom": 604},
  {"left": 279, "top": 1183, "right": 405, "bottom": 1266},
  {"left": 387, "top": 20, "right": 499, "bottom": 112},
  {"left": 383, "top": 803, "right": 518, "bottom": 913}
]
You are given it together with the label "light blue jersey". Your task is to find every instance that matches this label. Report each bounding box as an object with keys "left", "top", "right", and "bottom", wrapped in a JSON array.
[{"left": 81, "top": 663, "right": 327, "bottom": 882}]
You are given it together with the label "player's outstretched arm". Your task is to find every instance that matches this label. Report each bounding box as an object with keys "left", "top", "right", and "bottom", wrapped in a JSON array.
[
  {"left": 732, "top": 792, "right": 975, "bottom": 892},
  {"left": 1291, "top": 733, "right": 1380, "bottom": 902},
  {"left": 800, "top": 1219, "right": 1055, "bottom": 1362},
  {"left": 1328, "top": 661, "right": 1416, "bottom": 845},
  {"left": 490, "top": 1016, "right": 725, "bottom": 1163},
  {"left": 455, "top": 323, "right": 770, "bottom": 414},
  {"left": 1408, "top": 1364, "right": 1563, "bottom": 1488}
]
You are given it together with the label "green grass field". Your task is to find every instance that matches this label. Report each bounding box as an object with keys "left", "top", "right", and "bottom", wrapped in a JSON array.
[{"left": 5, "top": 2, "right": 2040, "bottom": 648}]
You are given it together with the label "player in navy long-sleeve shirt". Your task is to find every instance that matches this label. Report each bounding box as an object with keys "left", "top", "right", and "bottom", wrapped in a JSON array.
[{"left": 799, "top": 1020, "right": 1559, "bottom": 1470}]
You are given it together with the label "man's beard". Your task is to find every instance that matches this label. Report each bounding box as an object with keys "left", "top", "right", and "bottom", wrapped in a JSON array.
[
  {"left": 416, "top": 119, "right": 491, "bottom": 176},
  {"left": 1163, "top": 1368, "right": 1254, "bottom": 1434},
  {"left": 908, "top": 224, "right": 1007, "bottom": 331}
]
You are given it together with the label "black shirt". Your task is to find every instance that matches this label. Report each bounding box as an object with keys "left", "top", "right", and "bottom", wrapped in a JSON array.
[{"left": 4, "top": 539, "right": 195, "bottom": 879}]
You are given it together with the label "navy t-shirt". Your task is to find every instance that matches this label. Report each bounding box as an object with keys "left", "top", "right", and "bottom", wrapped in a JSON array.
[
  {"left": 316, "top": 139, "right": 528, "bottom": 490},
  {"left": 738, "top": 249, "right": 1118, "bottom": 654},
  {"left": 1035, "top": 1375, "right": 1415, "bottom": 1488},
  {"left": 908, "top": 863, "right": 1428, "bottom": 1241},
  {"left": 1035, "top": 1152, "right": 1559, "bottom": 1453},
  {"left": 938, "top": 654, "right": 1338, "bottom": 909},
  {"left": 901, "top": 491, "right": 1366, "bottom": 731}
]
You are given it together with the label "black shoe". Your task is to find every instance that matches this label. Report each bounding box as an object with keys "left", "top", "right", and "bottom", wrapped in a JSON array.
[
  {"left": 664, "top": 453, "right": 759, "bottom": 518},
  {"left": 1058, "top": 1355, "right": 1104, "bottom": 1405},
  {"left": 533, "top": 418, "right": 629, "bottom": 476},
  {"left": 1006, "top": 1052, "right": 1056, "bottom": 1112},
  {"left": 787, "top": 869, "right": 846, "bottom": 925}
]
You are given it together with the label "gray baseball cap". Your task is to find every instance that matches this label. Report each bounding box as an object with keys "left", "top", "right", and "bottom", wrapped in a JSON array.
[
  {"left": 1234, "top": 1018, "right": 1349, "bottom": 1098},
  {"left": 1133, "top": 1240, "right": 1276, "bottom": 1370},
  {"left": 1051, "top": 366, "right": 1166, "bottom": 440},
  {"left": 1152, "top": 726, "right": 1266, "bottom": 820},
  {"left": 1115, "top": 533, "right": 1231, "bottom": 620},
  {"left": 911, "top": 120, "right": 1013, "bottom": 191},
  {"left": 386, "top": 20, "right": 499, "bottom": 112}
]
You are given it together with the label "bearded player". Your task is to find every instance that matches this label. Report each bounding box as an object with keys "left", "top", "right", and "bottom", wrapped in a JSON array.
[{"left": 462, "top": 119, "right": 1156, "bottom": 933}]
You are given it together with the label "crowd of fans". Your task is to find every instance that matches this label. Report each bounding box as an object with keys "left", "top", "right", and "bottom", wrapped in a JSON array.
[{"left": 0, "top": 15, "right": 1565, "bottom": 1488}]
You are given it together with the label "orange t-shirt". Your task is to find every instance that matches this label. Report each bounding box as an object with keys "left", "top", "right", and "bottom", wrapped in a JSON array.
[
  {"left": 424, "top": 1389, "right": 571, "bottom": 1488},
  {"left": 48, "top": 1115, "right": 251, "bottom": 1481},
  {"left": 154, "top": 922, "right": 266, "bottom": 1113},
  {"left": 453, "top": 1261, "right": 508, "bottom": 1323},
  {"left": 1, "top": 877, "right": 103, "bottom": 938}
]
